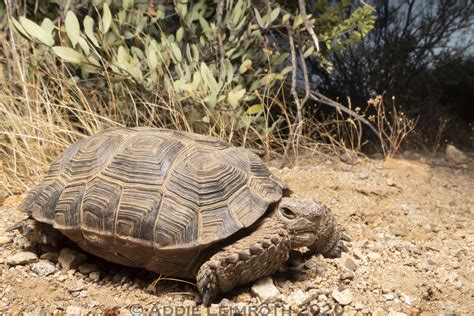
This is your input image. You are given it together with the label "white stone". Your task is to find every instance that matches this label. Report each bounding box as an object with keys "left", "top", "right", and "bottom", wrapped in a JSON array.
[
  {"left": 7, "top": 252, "right": 38, "bottom": 266},
  {"left": 332, "top": 288, "right": 353, "bottom": 305},
  {"left": 66, "top": 306, "right": 82, "bottom": 316},
  {"left": 31, "top": 261, "right": 56, "bottom": 276},
  {"left": 286, "top": 289, "right": 308, "bottom": 306},
  {"left": 58, "top": 248, "right": 87, "bottom": 270},
  {"left": 251, "top": 277, "right": 282, "bottom": 303}
]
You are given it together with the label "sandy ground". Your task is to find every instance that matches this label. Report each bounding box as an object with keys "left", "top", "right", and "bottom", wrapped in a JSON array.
[{"left": 0, "top": 154, "right": 472, "bottom": 315}]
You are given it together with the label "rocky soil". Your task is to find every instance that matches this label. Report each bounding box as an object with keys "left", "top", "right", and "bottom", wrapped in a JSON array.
[{"left": 0, "top": 153, "right": 472, "bottom": 315}]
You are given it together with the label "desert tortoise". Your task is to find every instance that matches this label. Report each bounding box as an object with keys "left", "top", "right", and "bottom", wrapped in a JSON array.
[{"left": 19, "top": 127, "right": 348, "bottom": 305}]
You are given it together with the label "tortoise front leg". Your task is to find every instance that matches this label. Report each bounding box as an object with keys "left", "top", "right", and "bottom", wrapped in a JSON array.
[{"left": 196, "top": 218, "right": 290, "bottom": 306}]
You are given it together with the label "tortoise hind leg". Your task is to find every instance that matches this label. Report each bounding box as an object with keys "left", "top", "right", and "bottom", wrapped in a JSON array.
[
  {"left": 7, "top": 219, "right": 63, "bottom": 247},
  {"left": 196, "top": 218, "right": 291, "bottom": 306}
]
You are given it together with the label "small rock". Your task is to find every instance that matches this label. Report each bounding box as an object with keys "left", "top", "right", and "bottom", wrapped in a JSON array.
[
  {"left": 367, "top": 252, "right": 381, "bottom": 261},
  {"left": 65, "top": 306, "right": 82, "bottom": 316},
  {"left": 65, "top": 279, "right": 85, "bottom": 292},
  {"left": 251, "top": 277, "right": 282, "bottom": 303},
  {"left": 0, "top": 236, "right": 12, "bottom": 245},
  {"left": 331, "top": 288, "right": 353, "bottom": 305},
  {"left": 318, "top": 294, "right": 328, "bottom": 302},
  {"left": 392, "top": 228, "right": 409, "bottom": 237},
  {"left": 358, "top": 171, "right": 369, "bottom": 180},
  {"left": 31, "top": 261, "right": 56, "bottom": 276},
  {"left": 445, "top": 144, "right": 467, "bottom": 163},
  {"left": 383, "top": 292, "right": 398, "bottom": 301},
  {"left": 7, "top": 252, "right": 38, "bottom": 266},
  {"left": 58, "top": 248, "right": 87, "bottom": 270},
  {"left": 219, "top": 298, "right": 231, "bottom": 306},
  {"left": 354, "top": 302, "right": 365, "bottom": 310},
  {"left": 89, "top": 271, "right": 101, "bottom": 282},
  {"left": 236, "top": 293, "right": 252, "bottom": 303},
  {"left": 340, "top": 152, "right": 358, "bottom": 165},
  {"left": 388, "top": 312, "right": 407, "bottom": 316},
  {"left": 340, "top": 271, "right": 355, "bottom": 281},
  {"left": 40, "top": 252, "right": 59, "bottom": 262},
  {"left": 386, "top": 178, "right": 396, "bottom": 186},
  {"left": 78, "top": 263, "right": 99, "bottom": 274},
  {"left": 340, "top": 254, "right": 358, "bottom": 271},
  {"left": 286, "top": 289, "right": 308, "bottom": 306},
  {"left": 400, "top": 293, "right": 413, "bottom": 305}
]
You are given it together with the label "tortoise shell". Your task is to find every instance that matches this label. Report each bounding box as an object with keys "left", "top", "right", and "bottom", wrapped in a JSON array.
[{"left": 21, "top": 128, "right": 286, "bottom": 277}]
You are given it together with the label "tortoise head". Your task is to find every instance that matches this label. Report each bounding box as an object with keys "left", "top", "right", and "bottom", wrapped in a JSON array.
[{"left": 274, "top": 197, "right": 348, "bottom": 258}]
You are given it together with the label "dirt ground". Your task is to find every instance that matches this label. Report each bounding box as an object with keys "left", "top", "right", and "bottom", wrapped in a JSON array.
[{"left": 0, "top": 153, "right": 472, "bottom": 315}]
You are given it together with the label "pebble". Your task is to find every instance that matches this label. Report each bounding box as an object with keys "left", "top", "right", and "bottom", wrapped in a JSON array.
[
  {"left": 251, "top": 277, "right": 282, "bottom": 303},
  {"left": 40, "top": 252, "right": 59, "bottom": 262},
  {"left": 286, "top": 289, "right": 308, "bottom": 306},
  {"left": 354, "top": 302, "right": 365, "bottom": 310},
  {"left": 0, "top": 236, "right": 12, "bottom": 245},
  {"left": 236, "top": 293, "right": 252, "bottom": 303},
  {"left": 340, "top": 271, "right": 355, "bottom": 281},
  {"left": 65, "top": 306, "right": 82, "bottom": 316},
  {"left": 358, "top": 171, "right": 369, "bottom": 180},
  {"left": 445, "top": 144, "right": 467, "bottom": 163},
  {"left": 65, "top": 279, "right": 85, "bottom": 292},
  {"left": 388, "top": 312, "right": 407, "bottom": 316},
  {"left": 340, "top": 254, "right": 358, "bottom": 271},
  {"left": 383, "top": 292, "right": 397, "bottom": 301},
  {"left": 386, "top": 178, "right": 396, "bottom": 186},
  {"left": 58, "top": 248, "right": 87, "bottom": 270},
  {"left": 78, "top": 263, "right": 99, "bottom": 274},
  {"left": 31, "top": 260, "right": 56, "bottom": 276},
  {"left": 400, "top": 293, "right": 413, "bottom": 305},
  {"left": 331, "top": 288, "right": 353, "bottom": 305},
  {"left": 340, "top": 152, "right": 358, "bottom": 165},
  {"left": 7, "top": 252, "right": 38, "bottom": 266},
  {"left": 367, "top": 252, "right": 382, "bottom": 261},
  {"left": 89, "top": 271, "right": 101, "bottom": 282}
]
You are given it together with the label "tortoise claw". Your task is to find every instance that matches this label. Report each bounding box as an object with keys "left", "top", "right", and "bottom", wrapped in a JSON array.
[
  {"left": 341, "top": 233, "right": 351, "bottom": 242},
  {"left": 339, "top": 242, "right": 349, "bottom": 253},
  {"left": 202, "top": 290, "right": 212, "bottom": 307}
]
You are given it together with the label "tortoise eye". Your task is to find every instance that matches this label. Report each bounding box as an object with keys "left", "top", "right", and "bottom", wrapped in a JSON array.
[{"left": 281, "top": 207, "right": 296, "bottom": 219}]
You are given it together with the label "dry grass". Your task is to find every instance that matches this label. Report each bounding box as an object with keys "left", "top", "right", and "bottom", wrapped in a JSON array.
[
  {"left": 0, "top": 28, "right": 417, "bottom": 195},
  {"left": 0, "top": 33, "right": 293, "bottom": 194}
]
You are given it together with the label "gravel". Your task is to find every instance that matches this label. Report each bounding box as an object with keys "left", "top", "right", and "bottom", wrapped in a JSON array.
[
  {"left": 251, "top": 277, "right": 282, "bottom": 303},
  {"left": 6, "top": 252, "right": 38, "bottom": 266}
]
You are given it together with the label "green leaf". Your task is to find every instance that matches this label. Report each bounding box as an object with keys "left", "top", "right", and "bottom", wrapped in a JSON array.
[
  {"left": 41, "top": 18, "right": 55, "bottom": 35},
  {"left": 282, "top": 13, "right": 291, "bottom": 24},
  {"left": 83, "top": 16, "right": 99, "bottom": 47},
  {"left": 52, "top": 46, "right": 83, "bottom": 64},
  {"left": 270, "top": 7, "right": 280, "bottom": 23},
  {"left": 228, "top": 88, "right": 246, "bottom": 108},
  {"left": 65, "top": 11, "right": 80, "bottom": 47},
  {"left": 303, "top": 46, "right": 315, "bottom": 58},
  {"left": 102, "top": 3, "right": 112, "bottom": 33},
  {"left": 77, "top": 37, "right": 90, "bottom": 55},
  {"left": 246, "top": 103, "right": 264, "bottom": 115},
  {"left": 293, "top": 15, "right": 303, "bottom": 28},
  {"left": 19, "top": 16, "right": 54, "bottom": 46},
  {"left": 176, "top": 3, "right": 187, "bottom": 18},
  {"left": 200, "top": 62, "right": 218, "bottom": 92},
  {"left": 170, "top": 43, "right": 182, "bottom": 62},
  {"left": 254, "top": 8, "right": 266, "bottom": 28},
  {"left": 176, "top": 27, "right": 184, "bottom": 43},
  {"left": 239, "top": 59, "right": 252, "bottom": 74},
  {"left": 11, "top": 17, "right": 31, "bottom": 40}
]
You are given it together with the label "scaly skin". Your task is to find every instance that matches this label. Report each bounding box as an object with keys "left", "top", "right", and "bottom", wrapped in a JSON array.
[
  {"left": 196, "top": 197, "right": 348, "bottom": 306},
  {"left": 196, "top": 218, "right": 290, "bottom": 306}
]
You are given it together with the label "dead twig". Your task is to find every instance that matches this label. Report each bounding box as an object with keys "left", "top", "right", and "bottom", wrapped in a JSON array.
[
  {"left": 309, "top": 92, "right": 388, "bottom": 152},
  {"left": 297, "top": 0, "right": 320, "bottom": 51},
  {"left": 216, "top": 0, "right": 226, "bottom": 69},
  {"left": 280, "top": 23, "right": 300, "bottom": 167}
]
